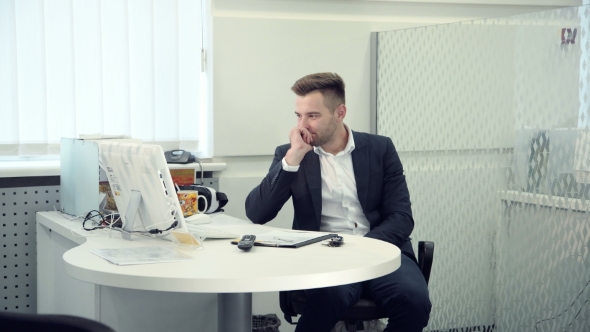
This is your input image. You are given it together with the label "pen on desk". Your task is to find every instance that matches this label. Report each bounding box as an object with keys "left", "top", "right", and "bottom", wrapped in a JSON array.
[{"left": 274, "top": 236, "right": 294, "bottom": 242}]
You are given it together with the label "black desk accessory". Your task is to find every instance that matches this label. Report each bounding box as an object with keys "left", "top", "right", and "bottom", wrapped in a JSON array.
[
  {"left": 238, "top": 235, "right": 256, "bottom": 251},
  {"left": 164, "top": 149, "right": 196, "bottom": 164},
  {"left": 231, "top": 233, "right": 337, "bottom": 248}
]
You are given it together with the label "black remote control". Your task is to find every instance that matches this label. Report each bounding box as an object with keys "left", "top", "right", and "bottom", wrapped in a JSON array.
[{"left": 237, "top": 235, "right": 256, "bottom": 251}]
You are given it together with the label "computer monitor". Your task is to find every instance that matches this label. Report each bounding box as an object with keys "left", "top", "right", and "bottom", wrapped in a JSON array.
[{"left": 98, "top": 142, "right": 188, "bottom": 240}]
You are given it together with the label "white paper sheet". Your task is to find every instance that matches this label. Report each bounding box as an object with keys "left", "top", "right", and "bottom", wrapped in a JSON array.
[{"left": 91, "top": 246, "right": 193, "bottom": 265}]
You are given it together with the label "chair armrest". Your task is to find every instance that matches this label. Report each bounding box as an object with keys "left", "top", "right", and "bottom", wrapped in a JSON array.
[{"left": 418, "top": 241, "right": 434, "bottom": 285}]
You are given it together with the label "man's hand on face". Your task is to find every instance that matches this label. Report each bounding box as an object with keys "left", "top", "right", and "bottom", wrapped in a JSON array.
[{"left": 285, "top": 127, "right": 313, "bottom": 166}]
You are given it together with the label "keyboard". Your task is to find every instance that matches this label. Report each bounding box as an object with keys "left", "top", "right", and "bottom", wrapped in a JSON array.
[
  {"left": 184, "top": 213, "right": 212, "bottom": 225},
  {"left": 185, "top": 224, "right": 239, "bottom": 239}
]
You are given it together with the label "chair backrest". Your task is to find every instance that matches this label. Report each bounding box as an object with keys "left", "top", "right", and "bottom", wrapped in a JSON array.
[
  {"left": 0, "top": 312, "right": 116, "bottom": 332},
  {"left": 419, "top": 241, "right": 434, "bottom": 285}
]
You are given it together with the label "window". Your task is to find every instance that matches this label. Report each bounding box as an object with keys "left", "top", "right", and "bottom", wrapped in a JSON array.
[{"left": 0, "top": 0, "right": 209, "bottom": 159}]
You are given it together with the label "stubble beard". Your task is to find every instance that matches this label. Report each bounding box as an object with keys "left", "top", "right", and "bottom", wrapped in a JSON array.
[{"left": 310, "top": 118, "right": 338, "bottom": 147}]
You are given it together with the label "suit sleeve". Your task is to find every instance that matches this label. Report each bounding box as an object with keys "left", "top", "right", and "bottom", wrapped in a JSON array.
[
  {"left": 245, "top": 146, "right": 298, "bottom": 224},
  {"left": 364, "top": 138, "right": 414, "bottom": 248}
]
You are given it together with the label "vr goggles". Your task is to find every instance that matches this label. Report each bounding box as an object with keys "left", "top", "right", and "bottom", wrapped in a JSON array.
[{"left": 179, "top": 185, "right": 228, "bottom": 214}]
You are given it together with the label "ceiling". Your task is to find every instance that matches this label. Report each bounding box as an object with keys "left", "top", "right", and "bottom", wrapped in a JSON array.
[{"left": 267, "top": 0, "right": 582, "bottom": 6}]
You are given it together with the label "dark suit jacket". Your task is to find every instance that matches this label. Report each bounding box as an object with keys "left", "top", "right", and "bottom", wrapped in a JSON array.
[{"left": 245, "top": 131, "right": 416, "bottom": 261}]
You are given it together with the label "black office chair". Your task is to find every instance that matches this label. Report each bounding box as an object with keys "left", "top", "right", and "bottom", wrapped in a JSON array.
[
  {"left": 0, "top": 311, "right": 116, "bottom": 332},
  {"left": 280, "top": 240, "right": 434, "bottom": 332}
]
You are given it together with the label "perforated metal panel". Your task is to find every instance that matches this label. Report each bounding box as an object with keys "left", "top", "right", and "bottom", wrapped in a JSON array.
[{"left": 1, "top": 185, "right": 60, "bottom": 313}]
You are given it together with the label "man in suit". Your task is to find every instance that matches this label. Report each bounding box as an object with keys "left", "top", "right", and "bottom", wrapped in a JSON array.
[{"left": 245, "top": 72, "right": 431, "bottom": 332}]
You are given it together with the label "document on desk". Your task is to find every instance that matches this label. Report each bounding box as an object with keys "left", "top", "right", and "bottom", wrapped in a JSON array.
[
  {"left": 248, "top": 230, "right": 337, "bottom": 248},
  {"left": 91, "top": 246, "right": 193, "bottom": 265}
]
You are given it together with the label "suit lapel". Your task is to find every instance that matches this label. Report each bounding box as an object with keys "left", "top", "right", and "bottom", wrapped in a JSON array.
[
  {"left": 302, "top": 151, "right": 322, "bottom": 226},
  {"left": 351, "top": 132, "right": 370, "bottom": 212}
]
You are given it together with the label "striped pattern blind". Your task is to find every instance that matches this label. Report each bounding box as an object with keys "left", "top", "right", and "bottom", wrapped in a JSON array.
[{"left": 0, "top": 0, "right": 204, "bottom": 157}]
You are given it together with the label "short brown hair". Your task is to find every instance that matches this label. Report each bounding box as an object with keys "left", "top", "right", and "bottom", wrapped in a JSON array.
[{"left": 291, "top": 72, "right": 345, "bottom": 112}]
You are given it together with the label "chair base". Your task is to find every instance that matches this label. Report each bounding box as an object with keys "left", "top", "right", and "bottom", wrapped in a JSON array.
[{"left": 343, "top": 320, "right": 365, "bottom": 332}]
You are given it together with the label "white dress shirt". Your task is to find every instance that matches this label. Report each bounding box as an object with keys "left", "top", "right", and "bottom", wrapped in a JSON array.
[{"left": 281, "top": 125, "right": 370, "bottom": 236}]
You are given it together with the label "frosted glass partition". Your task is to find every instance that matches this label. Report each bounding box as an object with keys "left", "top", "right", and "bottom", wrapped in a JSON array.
[{"left": 376, "top": 6, "right": 589, "bottom": 332}]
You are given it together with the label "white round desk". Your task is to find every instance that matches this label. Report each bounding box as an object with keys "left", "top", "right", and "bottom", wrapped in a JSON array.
[{"left": 61, "top": 214, "right": 401, "bottom": 332}]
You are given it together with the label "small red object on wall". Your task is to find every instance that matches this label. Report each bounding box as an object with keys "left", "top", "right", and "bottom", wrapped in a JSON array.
[{"left": 561, "top": 28, "right": 577, "bottom": 45}]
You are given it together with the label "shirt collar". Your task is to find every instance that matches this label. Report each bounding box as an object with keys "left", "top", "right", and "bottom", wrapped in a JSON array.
[{"left": 314, "top": 124, "right": 355, "bottom": 157}]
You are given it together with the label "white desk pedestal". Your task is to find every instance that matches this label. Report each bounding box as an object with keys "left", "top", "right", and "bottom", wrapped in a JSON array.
[{"left": 218, "top": 293, "right": 252, "bottom": 331}]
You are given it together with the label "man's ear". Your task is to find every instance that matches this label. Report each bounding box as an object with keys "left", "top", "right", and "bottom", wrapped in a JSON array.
[{"left": 335, "top": 104, "right": 346, "bottom": 120}]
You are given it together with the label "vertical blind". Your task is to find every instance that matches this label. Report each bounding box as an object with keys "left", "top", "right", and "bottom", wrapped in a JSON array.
[{"left": 0, "top": 0, "right": 204, "bottom": 158}]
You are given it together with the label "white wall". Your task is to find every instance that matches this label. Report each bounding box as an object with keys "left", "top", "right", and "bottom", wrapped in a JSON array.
[{"left": 213, "top": 17, "right": 374, "bottom": 157}]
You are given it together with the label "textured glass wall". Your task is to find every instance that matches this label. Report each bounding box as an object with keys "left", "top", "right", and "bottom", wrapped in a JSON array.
[{"left": 377, "top": 6, "right": 589, "bottom": 332}]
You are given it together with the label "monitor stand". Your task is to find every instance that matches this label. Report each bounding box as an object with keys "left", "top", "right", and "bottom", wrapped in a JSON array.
[{"left": 122, "top": 190, "right": 142, "bottom": 240}]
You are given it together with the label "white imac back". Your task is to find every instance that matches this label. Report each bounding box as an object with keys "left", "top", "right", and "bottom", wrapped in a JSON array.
[{"left": 98, "top": 142, "right": 187, "bottom": 236}]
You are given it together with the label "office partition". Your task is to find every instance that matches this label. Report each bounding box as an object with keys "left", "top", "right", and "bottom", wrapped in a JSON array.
[{"left": 375, "top": 5, "right": 589, "bottom": 332}]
